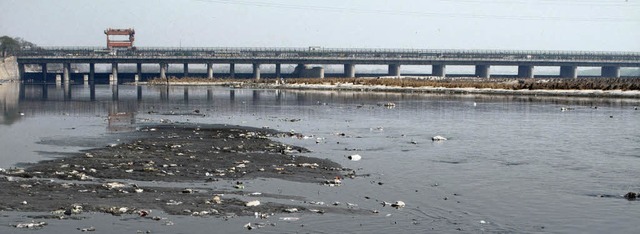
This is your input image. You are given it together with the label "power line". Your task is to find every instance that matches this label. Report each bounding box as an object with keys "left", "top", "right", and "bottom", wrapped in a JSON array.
[{"left": 195, "top": 0, "right": 640, "bottom": 22}]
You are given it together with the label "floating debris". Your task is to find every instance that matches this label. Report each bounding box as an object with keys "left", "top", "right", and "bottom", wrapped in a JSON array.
[
  {"left": 78, "top": 226, "right": 96, "bottom": 232},
  {"left": 431, "top": 135, "right": 447, "bottom": 141},
  {"left": 391, "top": 201, "right": 406, "bottom": 209},
  {"left": 347, "top": 154, "right": 362, "bottom": 161},
  {"left": 279, "top": 217, "right": 300, "bottom": 221}
]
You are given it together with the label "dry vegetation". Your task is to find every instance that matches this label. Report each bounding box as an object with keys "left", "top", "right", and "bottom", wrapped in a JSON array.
[{"left": 146, "top": 76, "right": 640, "bottom": 91}]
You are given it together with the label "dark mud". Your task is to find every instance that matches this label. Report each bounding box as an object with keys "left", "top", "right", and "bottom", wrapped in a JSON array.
[{"left": 0, "top": 123, "right": 367, "bottom": 218}]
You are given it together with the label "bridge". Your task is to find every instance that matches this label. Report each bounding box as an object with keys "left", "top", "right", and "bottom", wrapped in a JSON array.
[{"left": 16, "top": 47, "right": 640, "bottom": 83}]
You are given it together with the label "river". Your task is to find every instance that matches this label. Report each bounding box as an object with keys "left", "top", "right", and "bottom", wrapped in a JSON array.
[{"left": 1, "top": 83, "right": 639, "bottom": 233}]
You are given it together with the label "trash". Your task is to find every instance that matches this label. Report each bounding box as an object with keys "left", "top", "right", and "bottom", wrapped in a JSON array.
[
  {"left": 14, "top": 221, "right": 47, "bottom": 229},
  {"left": 78, "top": 227, "right": 96, "bottom": 232},
  {"left": 254, "top": 212, "right": 269, "bottom": 219},
  {"left": 245, "top": 200, "right": 261, "bottom": 207},
  {"left": 279, "top": 217, "right": 300, "bottom": 221},
  {"left": 624, "top": 192, "right": 637, "bottom": 200},
  {"left": 347, "top": 154, "right": 362, "bottom": 161},
  {"left": 21, "top": 201, "right": 27, "bottom": 205},
  {"left": 391, "top": 201, "right": 405, "bottom": 209},
  {"left": 383, "top": 102, "right": 396, "bottom": 108},
  {"left": 138, "top": 210, "right": 150, "bottom": 217},
  {"left": 166, "top": 200, "right": 183, "bottom": 205},
  {"left": 212, "top": 195, "right": 222, "bottom": 204},
  {"left": 244, "top": 223, "right": 254, "bottom": 230},
  {"left": 432, "top": 136, "right": 447, "bottom": 141},
  {"left": 323, "top": 177, "right": 342, "bottom": 186},
  {"left": 283, "top": 208, "right": 298, "bottom": 213},
  {"left": 480, "top": 220, "right": 487, "bottom": 224}
]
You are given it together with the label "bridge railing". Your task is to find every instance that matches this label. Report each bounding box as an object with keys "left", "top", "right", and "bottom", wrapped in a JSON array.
[{"left": 15, "top": 46, "right": 640, "bottom": 62}]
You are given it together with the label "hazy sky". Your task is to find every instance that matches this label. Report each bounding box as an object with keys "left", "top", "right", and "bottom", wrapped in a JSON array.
[{"left": 1, "top": 0, "right": 639, "bottom": 51}]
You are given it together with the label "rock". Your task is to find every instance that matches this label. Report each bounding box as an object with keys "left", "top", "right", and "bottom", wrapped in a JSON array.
[
  {"left": 347, "top": 154, "right": 362, "bottom": 161},
  {"left": 624, "top": 192, "right": 637, "bottom": 200},
  {"left": 245, "top": 200, "right": 261, "bottom": 207},
  {"left": 431, "top": 135, "right": 447, "bottom": 141}
]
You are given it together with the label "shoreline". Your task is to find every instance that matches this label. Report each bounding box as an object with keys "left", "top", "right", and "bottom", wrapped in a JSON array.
[
  {"left": 0, "top": 123, "right": 365, "bottom": 218},
  {"left": 137, "top": 77, "right": 640, "bottom": 99}
]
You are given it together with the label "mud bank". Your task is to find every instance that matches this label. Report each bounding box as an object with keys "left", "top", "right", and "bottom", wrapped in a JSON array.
[{"left": 0, "top": 123, "right": 367, "bottom": 218}]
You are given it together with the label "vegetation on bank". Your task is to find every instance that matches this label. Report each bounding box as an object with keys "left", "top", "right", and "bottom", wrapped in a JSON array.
[
  {"left": 0, "top": 36, "right": 36, "bottom": 57},
  {"left": 147, "top": 77, "right": 640, "bottom": 91}
]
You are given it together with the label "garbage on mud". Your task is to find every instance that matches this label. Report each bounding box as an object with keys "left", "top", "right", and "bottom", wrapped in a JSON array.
[
  {"left": 14, "top": 221, "right": 47, "bottom": 229},
  {"left": 323, "top": 177, "right": 342, "bottom": 186},
  {"left": 245, "top": 200, "right": 261, "bottom": 207}
]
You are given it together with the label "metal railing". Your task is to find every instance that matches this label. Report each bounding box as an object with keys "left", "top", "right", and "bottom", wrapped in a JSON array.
[{"left": 16, "top": 46, "right": 640, "bottom": 62}]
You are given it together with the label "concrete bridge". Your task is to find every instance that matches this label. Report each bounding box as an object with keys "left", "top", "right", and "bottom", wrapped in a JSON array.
[{"left": 16, "top": 47, "right": 640, "bottom": 83}]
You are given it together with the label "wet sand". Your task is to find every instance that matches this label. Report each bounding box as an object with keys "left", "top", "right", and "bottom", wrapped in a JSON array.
[{"left": 0, "top": 123, "right": 367, "bottom": 219}]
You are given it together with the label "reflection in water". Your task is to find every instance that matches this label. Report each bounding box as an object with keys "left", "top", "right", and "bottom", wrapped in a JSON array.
[
  {"left": 1, "top": 84, "right": 640, "bottom": 126},
  {"left": 1, "top": 83, "right": 640, "bottom": 233}
]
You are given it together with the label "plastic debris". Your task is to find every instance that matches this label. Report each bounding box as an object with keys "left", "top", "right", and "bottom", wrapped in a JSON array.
[
  {"left": 78, "top": 226, "right": 96, "bottom": 232},
  {"left": 347, "top": 154, "right": 362, "bottom": 161},
  {"left": 14, "top": 221, "right": 47, "bottom": 229},
  {"left": 391, "top": 201, "right": 406, "bottom": 209},
  {"left": 432, "top": 136, "right": 447, "bottom": 141},
  {"left": 283, "top": 208, "right": 298, "bottom": 213},
  {"left": 279, "top": 217, "right": 300, "bottom": 221},
  {"left": 245, "top": 200, "right": 261, "bottom": 207},
  {"left": 323, "top": 177, "right": 342, "bottom": 186}
]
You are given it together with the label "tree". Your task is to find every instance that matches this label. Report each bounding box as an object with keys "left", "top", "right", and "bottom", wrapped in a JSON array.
[
  {"left": 0, "top": 36, "right": 20, "bottom": 57},
  {"left": 0, "top": 36, "right": 37, "bottom": 57}
]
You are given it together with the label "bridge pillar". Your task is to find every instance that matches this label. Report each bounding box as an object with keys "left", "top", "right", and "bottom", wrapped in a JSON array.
[
  {"left": 63, "top": 63, "right": 71, "bottom": 83},
  {"left": 111, "top": 63, "right": 118, "bottom": 84},
  {"left": 432, "top": 65, "right": 446, "bottom": 77},
  {"left": 275, "top": 63, "right": 281, "bottom": 78},
  {"left": 388, "top": 64, "right": 401, "bottom": 77},
  {"left": 253, "top": 63, "right": 261, "bottom": 80},
  {"left": 518, "top": 65, "right": 534, "bottom": 78},
  {"left": 475, "top": 65, "right": 490, "bottom": 78},
  {"left": 344, "top": 64, "right": 355, "bottom": 78},
  {"left": 41, "top": 63, "right": 47, "bottom": 83},
  {"left": 183, "top": 63, "right": 189, "bottom": 78},
  {"left": 601, "top": 66, "right": 620, "bottom": 78},
  {"left": 160, "top": 63, "right": 167, "bottom": 79},
  {"left": 230, "top": 63, "right": 235, "bottom": 78},
  {"left": 207, "top": 63, "right": 213, "bottom": 79},
  {"left": 18, "top": 63, "right": 25, "bottom": 80},
  {"left": 89, "top": 63, "right": 95, "bottom": 84},
  {"left": 560, "top": 66, "right": 577, "bottom": 78},
  {"left": 136, "top": 63, "right": 142, "bottom": 81}
]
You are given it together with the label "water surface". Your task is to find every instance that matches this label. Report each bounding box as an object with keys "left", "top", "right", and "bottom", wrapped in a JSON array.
[{"left": 1, "top": 83, "right": 639, "bottom": 233}]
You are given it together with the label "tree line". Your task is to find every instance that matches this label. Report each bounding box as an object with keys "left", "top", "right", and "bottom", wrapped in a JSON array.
[{"left": 0, "top": 36, "right": 37, "bottom": 57}]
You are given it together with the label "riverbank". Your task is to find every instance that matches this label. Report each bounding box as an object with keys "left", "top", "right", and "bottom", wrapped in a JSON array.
[
  {"left": 144, "top": 77, "right": 640, "bottom": 98},
  {"left": 0, "top": 123, "right": 366, "bottom": 219},
  {"left": 0, "top": 56, "right": 18, "bottom": 80}
]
